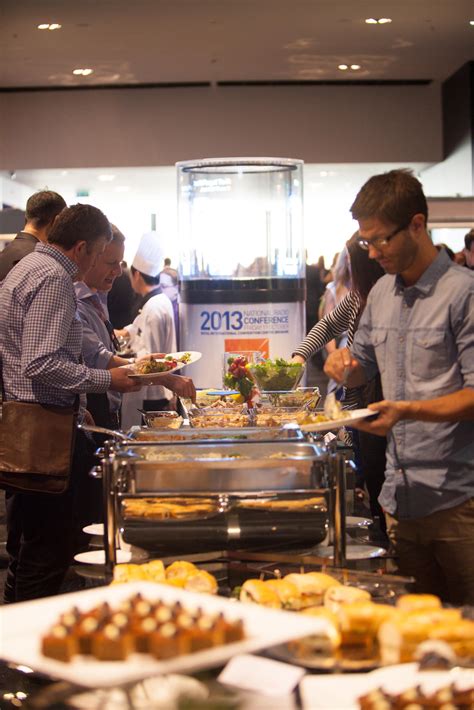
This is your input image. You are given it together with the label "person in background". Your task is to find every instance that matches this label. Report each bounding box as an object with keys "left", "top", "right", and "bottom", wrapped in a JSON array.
[
  {"left": 107, "top": 259, "right": 137, "bottom": 328},
  {"left": 76, "top": 226, "right": 195, "bottom": 430},
  {"left": 293, "top": 235, "right": 387, "bottom": 533},
  {"left": 116, "top": 233, "right": 179, "bottom": 428},
  {"left": 456, "top": 228, "right": 474, "bottom": 269},
  {"left": 325, "top": 169, "right": 474, "bottom": 605},
  {"left": 0, "top": 190, "right": 66, "bottom": 281},
  {"left": 434, "top": 243, "right": 455, "bottom": 261},
  {"left": 0, "top": 204, "right": 142, "bottom": 602},
  {"left": 319, "top": 248, "right": 352, "bottom": 400},
  {"left": 159, "top": 257, "right": 180, "bottom": 342}
]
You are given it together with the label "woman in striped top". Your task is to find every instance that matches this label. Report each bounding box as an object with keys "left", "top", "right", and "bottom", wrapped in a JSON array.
[{"left": 293, "top": 235, "right": 387, "bottom": 531}]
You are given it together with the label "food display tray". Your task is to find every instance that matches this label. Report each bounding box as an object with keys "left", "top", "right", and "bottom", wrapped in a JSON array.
[
  {"left": 112, "top": 440, "right": 328, "bottom": 494},
  {"left": 0, "top": 581, "right": 330, "bottom": 689}
]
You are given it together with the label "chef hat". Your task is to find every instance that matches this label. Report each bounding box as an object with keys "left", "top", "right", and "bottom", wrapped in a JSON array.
[{"left": 132, "top": 231, "right": 164, "bottom": 277}]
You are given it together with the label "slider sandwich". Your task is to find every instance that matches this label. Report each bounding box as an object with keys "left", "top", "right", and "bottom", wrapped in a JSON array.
[
  {"left": 264, "top": 579, "right": 301, "bottom": 610},
  {"left": 337, "top": 601, "right": 396, "bottom": 649},
  {"left": 378, "top": 608, "right": 462, "bottom": 665},
  {"left": 239, "top": 579, "right": 281, "bottom": 608},
  {"left": 283, "top": 572, "right": 341, "bottom": 608},
  {"left": 324, "top": 585, "right": 371, "bottom": 614}
]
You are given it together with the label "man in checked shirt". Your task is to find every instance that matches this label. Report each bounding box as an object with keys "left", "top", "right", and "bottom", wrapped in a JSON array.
[
  {"left": 0, "top": 204, "right": 142, "bottom": 602},
  {"left": 325, "top": 169, "right": 474, "bottom": 605}
]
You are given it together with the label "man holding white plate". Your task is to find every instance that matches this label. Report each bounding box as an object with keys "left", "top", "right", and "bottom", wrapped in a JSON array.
[{"left": 325, "top": 169, "right": 474, "bottom": 605}]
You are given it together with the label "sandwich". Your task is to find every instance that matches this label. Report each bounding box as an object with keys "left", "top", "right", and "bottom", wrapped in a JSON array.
[
  {"left": 337, "top": 601, "right": 396, "bottom": 649},
  {"left": 290, "top": 607, "right": 341, "bottom": 656},
  {"left": 283, "top": 572, "right": 341, "bottom": 608},
  {"left": 183, "top": 570, "right": 218, "bottom": 595},
  {"left": 378, "top": 608, "right": 462, "bottom": 665},
  {"left": 264, "top": 579, "right": 301, "bottom": 610},
  {"left": 165, "top": 560, "right": 199, "bottom": 580},
  {"left": 324, "top": 585, "right": 371, "bottom": 614},
  {"left": 396, "top": 593, "right": 441, "bottom": 613},
  {"left": 239, "top": 579, "right": 281, "bottom": 608}
]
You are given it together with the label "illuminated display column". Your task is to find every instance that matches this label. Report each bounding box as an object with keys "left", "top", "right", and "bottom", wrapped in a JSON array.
[{"left": 176, "top": 158, "right": 305, "bottom": 388}]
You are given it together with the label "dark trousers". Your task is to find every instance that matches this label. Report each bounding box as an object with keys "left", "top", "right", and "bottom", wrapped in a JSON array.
[
  {"left": 4, "top": 429, "right": 101, "bottom": 603},
  {"left": 357, "top": 429, "right": 387, "bottom": 533}
]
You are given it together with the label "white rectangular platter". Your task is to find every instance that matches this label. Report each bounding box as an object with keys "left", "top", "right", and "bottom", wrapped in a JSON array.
[
  {"left": 0, "top": 581, "right": 327, "bottom": 689},
  {"left": 300, "top": 664, "right": 474, "bottom": 709}
]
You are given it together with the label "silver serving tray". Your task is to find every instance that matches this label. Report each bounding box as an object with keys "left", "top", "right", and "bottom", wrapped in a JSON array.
[
  {"left": 112, "top": 440, "right": 328, "bottom": 493},
  {"left": 130, "top": 425, "right": 305, "bottom": 443}
]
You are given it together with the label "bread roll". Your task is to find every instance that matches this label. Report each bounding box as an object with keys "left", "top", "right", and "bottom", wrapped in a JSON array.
[
  {"left": 184, "top": 570, "right": 218, "bottom": 595},
  {"left": 338, "top": 602, "right": 396, "bottom": 648},
  {"left": 239, "top": 579, "right": 281, "bottom": 608},
  {"left": 324, "top": 585, "right": 371, "bottom": 614},
  {"left": 378, "top": 608, "right": 462, "bottom": 665},
  {"left": 284, "top": 572, "right": 341, "bottom": 607},
  {"left": 165, "top": 560, "right": 198, "bottom": 580},
  {"left": 264, "top": 579, "right": 301, "bottom": 610},
  {"left": 396, "top": 593, "right": 441, "bottom": 612}
]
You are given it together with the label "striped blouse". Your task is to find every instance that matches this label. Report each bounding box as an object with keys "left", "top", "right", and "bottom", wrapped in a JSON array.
[{"left": 293, "top": 290, "right": 363, "bottom": 410}]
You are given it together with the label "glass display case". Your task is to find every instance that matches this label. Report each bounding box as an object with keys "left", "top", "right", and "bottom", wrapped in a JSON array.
[{"left": 176, "top": 158, "right": 306, "bottom": 388}]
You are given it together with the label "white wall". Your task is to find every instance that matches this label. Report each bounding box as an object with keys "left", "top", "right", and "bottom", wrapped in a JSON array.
[{"left": 0, "top": 83, "right": 442, "bottom": 169}]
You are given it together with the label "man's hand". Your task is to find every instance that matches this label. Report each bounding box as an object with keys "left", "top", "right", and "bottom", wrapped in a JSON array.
[
  {"left": 159, "top": 374, "right": 196, "bottom": 402},
  {"left": 109, "top": 366, "right": 142, "bottom": 393},
  {"left": 351, "top": 400, "right": 406, "bottom": 436},
  {"left": 324, "top": 347, "right": 361, "bottom": 384}
]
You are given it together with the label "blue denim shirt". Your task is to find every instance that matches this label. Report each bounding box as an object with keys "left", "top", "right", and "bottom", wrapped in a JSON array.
[{"left": 352, "top": 250, "right": 474, "bottom": 519}]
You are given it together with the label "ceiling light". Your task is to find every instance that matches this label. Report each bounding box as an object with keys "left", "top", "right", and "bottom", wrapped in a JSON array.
[
  {"left": 365, "top": 17, "right": 392, "bottom": 24},
  {"left": 338, "top": 64, "right": 348, "bottom": 71},
  {"left": 72, "top": 68, "right": 93, "bottom": 76},
  {"left": 98, "top": 174, "right": 116, "bottom": 182},
  {"left": 37, "top": 23, "right": 62, "bottom": 30},
  {"left": 470, "top": 20, "right": 474, "bottom": 25},
  {"left": 350, "top": 64, "right": 361, "bottom": 70}
]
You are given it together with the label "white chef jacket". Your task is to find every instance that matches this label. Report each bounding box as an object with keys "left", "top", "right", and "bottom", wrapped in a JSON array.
[{"left": 121, "top": 292, "right": 177, "bottom": 428}]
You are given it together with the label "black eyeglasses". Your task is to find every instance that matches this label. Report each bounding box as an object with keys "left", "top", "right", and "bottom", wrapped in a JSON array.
[{"left": 357, "top": 221, "right": 410, "bottom": 251}]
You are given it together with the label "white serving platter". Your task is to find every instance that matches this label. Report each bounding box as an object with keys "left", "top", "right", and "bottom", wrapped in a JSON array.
[
  {"left": 300, "top": 663, "right": 474, "bottom": 709},
  {"left": 83, "top": 524, "right": 104, "bottom": 537},
  {"left": 0, "top": 581, "right": 330, "bottom": 689},
  {"left": 124, "top": 361, "right": 186, "bottom": 383},
  {"left": 73, "top": 550, "right": 132, "bottom": 565},
  {"left": 300, "top": 408, "right": 377, "bottom": 433},
  {"left": 166, "top": 351, "right": 202, "bottom": 366}
]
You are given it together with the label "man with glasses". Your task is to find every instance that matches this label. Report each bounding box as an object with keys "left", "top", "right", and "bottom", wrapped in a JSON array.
[{"left": 325, "top": 169, "right": 474, "bottom": 605}]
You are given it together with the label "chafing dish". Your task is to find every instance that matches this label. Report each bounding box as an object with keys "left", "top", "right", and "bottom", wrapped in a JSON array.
[{"left": 101, "top": 439, "right": 331, "bottom": 571}]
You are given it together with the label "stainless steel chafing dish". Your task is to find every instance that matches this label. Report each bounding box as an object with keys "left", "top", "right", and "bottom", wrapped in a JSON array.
[{"left": 98, "top": 438, "right": 344, "bottom": 577}]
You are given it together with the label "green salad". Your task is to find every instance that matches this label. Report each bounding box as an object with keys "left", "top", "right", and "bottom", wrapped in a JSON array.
[{"left": 249, "top": 358, "right": 304, "bottom": 391}]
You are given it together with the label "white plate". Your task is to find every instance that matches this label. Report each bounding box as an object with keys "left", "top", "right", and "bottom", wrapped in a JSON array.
[
  {"left": 346, "top": 516, "right": 373, "bottom": 528},
  {"left": 74, "top": 550, "right": 132, "bottom": 565},
  {"left": 82, "top": 524, "right": 104, "bottom": 537},
  {"left": 315, "top": 544, "right": 386, "bottom": 560},
  {"left": 166, "top": 351, "right": 202, "bottom": 366},
  {"left": 300, "top": 663, "right": 474, "bottom": 709},
  {"left": 0, "top": 581, "right": 331, "bottom": 689},
  {"left": 121, "top": 360, "right": 186, "bottom": 383},
  {"left": 300, "top": 408, "right": 377, "bottom": 433}
]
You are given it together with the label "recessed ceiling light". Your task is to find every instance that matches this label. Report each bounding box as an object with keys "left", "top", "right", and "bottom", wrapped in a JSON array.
[
  {"left": 365, "top": 17, "right": 392, "bottom": 24},
  {"left": 37, "top": 23, "right": 62, "bottom": 30},
  {"left": 338, "top": 64, "right": 348, "bottom": 71},
  {"left": 470, "top": 20, "right": 474, "bottom": 25},
  {"left": 72, "top": 68, "right": 93, "bottom": 76},
  {"left": 350, "top": 64, "right": 361, "bottom": 70},
  {"left": 98, "top": 174, "right": 116, "bottom": 182}
]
